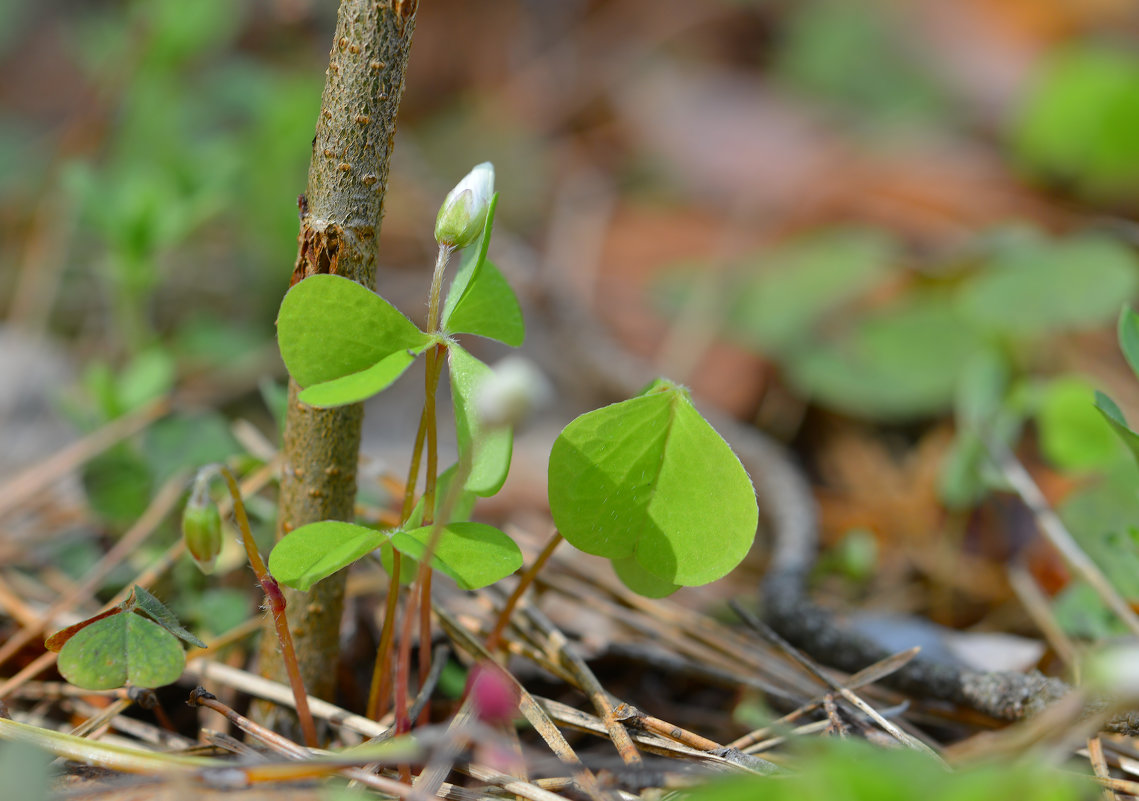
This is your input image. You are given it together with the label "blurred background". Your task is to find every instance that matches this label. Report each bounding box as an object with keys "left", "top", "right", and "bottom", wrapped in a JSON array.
[{"left": 5, "top": 0, "right": 1139, "bottom": 648}]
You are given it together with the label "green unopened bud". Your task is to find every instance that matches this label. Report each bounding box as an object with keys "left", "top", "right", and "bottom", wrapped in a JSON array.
[
  {"left": 475, "top": 356, "right": 552, "bottom": 429},
  {"left": 182, "top": 474, "right": 222, "bottom": 573},
  {"left": 434, "top": 162, "right": 494, "bottom": 249}
]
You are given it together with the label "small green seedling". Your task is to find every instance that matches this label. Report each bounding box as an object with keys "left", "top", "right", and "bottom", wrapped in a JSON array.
[
  {"left": 270, "top": 175, "right": 526, "bottom": 596},
  {"left": 181, "top": 463, "right": 321, "bottom": 747},
  {"left": 268, "top": 162, "right": 759, "bottom": 725},
  {"left": 46, "top": 585, "right": 204, "bottom": 692}
]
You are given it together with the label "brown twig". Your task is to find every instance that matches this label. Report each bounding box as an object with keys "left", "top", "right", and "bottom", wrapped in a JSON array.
[
  {"left": 486, "top": 530, "right": 563, "bottom": 653},
  {"left": 259, "top": 0, "right": 419, "bottom": 733},
  {"left": 612, "top": 703, "right": 721, "bottom": 751},
  {"left": 1086, "top": 736, "right": 1117, "bottom": 801},
  {"left": 184, "top": 659, "right": 387, "bottom": 740},
  {"left": 727, "top": 646, "right": 920, "bottom": 751}
]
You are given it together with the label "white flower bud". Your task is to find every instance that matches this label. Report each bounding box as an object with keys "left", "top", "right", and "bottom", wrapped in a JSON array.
[
  {"left": 1085, "top": 643, "right": 1139, "bottom": 698},
  {"left": 434, "top": 162, "right": 495, "bottom": 249},
  {"left": 475, "top": 356, "right": 552, "bottom": 429}
]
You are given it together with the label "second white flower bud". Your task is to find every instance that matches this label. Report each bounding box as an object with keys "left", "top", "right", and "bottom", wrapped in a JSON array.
[{"left": 475, "top": 356, "right": 552, "bottom": 429}]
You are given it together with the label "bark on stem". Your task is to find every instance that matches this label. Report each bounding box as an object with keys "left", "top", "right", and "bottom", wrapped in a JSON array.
[{"left": 257, "top": 0, "right": 418, "bottom": 736}]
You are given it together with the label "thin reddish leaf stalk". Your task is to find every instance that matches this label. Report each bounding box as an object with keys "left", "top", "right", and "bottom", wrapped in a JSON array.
[
  {"left": 397, "top": 433, "right": 468, "bottom": 734},
  {"left": 394, "top": 244, "right": 452, "bottom": 734},
  {"left": 367, "top": 548, "right": 400, "bottom": 721},
  {"left": 485, "top": 530, "right": 564, "bottom": 653},
  {"left": 417, "top": 568, "right": 433, "bottom": 727},
  {"left": 394, "top": 576, "right": 420, "bottom": 738},
  {"left": 216, "top": 466, "right": 318, "bottom": 748},
  {"left": 413, "top": 343, "right": 446, "bottom": 719},
  {"left": 367, "top": 408, "right": 430, "bottom": 721}
]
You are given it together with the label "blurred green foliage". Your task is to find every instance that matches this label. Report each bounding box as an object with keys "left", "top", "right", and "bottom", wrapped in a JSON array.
[
  {"left": 0, "top": 0, "right": 323, "bottom": 539},
  {"left": 1050, "top": 307, "right": 1139, "bottom": 636},
  {"left": 773, "top": 0, "right": 951, "bottom": 130},
  {"left": 1014, "top": 44, "right": 1139, "bottom": 204},
  {"left": 57, "top": 0, "right": 319, "bottom": 354}
]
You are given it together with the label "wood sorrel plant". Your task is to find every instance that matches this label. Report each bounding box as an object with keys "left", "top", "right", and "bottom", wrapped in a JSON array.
[
  {"left": 269, "top": 162, "right": 761, "bottom": 725},
  {"left": 46, "top": 585, "right": 204, "bottom": 694}
]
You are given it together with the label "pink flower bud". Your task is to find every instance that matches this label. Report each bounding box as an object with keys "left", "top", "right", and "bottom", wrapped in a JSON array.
[{"left": 466, "top": 661, "right": 518, "bottom": 725}]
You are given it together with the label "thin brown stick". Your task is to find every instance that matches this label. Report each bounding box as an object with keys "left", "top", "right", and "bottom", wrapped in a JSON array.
[
  {"left": 0, "top": 574, "right": 45, "bottom": 629},
  {"left": 192, "top": 688, "right": 309, "bottom": 758},
  {"left": 612, "top": 702, "right": 721, "bottom": 751},
  {"left": 517, "top": 602, "right": 641, "bottom": 765},
  {"left": 485, "top": 530, "right": 563, "bottom": 652},
  {"left": 1087, "top": 736, "right": 1118, "bottom": 801}
]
